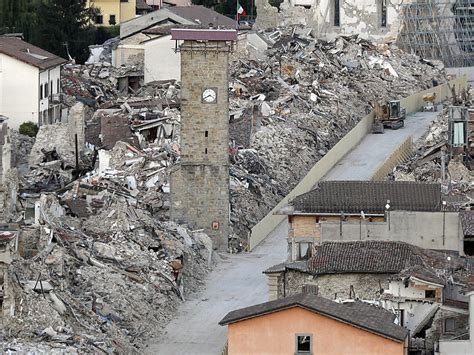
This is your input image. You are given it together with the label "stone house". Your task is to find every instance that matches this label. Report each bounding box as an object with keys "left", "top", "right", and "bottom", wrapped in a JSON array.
[
  {"left": 219, "top": 292, "right": 409, "bottom": 355},
  {"left": 264, "top": 240, "right": 426, "bottom": 301},
  {"left": 264, "top": 240, "right": 472, "bottom": 354},
  {"left": 0, "top": 37, "right": 67, "bottom": 129},
  {"left": 280, "top": 181, "right": 467, "bottom": 260}
]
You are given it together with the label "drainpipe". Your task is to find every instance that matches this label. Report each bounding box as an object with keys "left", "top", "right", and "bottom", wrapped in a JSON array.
[
  {"left": 283, "top": 266, "right": 287, "bottom": 298},
  {"left": 468, "top": 291, "right": 474, "bottom": 349}
]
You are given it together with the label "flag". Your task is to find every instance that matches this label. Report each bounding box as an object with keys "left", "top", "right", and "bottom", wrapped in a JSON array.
[{"left": 237, "top": 2, "right": 247, "bottom": 16}]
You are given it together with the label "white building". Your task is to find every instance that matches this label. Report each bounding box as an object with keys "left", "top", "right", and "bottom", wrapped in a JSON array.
[{"left": 0, "top": 36, "right": 67, "bottom": 130}]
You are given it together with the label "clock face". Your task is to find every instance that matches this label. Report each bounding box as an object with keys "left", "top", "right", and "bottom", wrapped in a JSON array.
[{"left": 202, "top": 88, "right": 217, "bottom": 103}]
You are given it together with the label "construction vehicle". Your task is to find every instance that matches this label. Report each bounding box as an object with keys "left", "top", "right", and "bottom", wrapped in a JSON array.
[
  {"left": 372, "top": 99, "right": 406, "bottom": 134},
  {"left": 422, "top": 92, "right": 437, "bottom": 112}
]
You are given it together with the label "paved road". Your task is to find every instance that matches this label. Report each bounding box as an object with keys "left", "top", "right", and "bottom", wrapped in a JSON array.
[
  {"left": 324, "top": 110, "right": 438, "bottom": 180},
  {"left": 147, "top": 109, "right": 439, "bottom": 354},
  {"left": 146, "top": 222, "right": 287, "bottom": 354}
]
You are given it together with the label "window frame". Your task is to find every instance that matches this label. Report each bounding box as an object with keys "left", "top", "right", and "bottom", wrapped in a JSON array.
[
  {"left": 334, "top": 0, "right": 341, "bottom": 27},
  {"left": 381, "top": 0, "right": 387, "bottom": 28},
  {"left": 443, "top": 318, "right": 456, "bottom": 333},
  {"left": 295, "top": 333, "right": 313, "bottom": 355}
]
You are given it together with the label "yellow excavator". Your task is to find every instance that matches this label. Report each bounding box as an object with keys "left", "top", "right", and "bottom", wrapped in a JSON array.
[
  {"left": 372, "top": 99, "right": 406, "bottom": 134},
  {"left": 422, "top": 92, "right": 437, "bottom": 112}
]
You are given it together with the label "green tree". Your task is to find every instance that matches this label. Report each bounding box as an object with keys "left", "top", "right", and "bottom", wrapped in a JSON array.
[
  {"left": 35, "top": 0, "right": 96, "bottom": 64},
  {"left": 0, "top": 0, "right": 41, "bottom": 42}
]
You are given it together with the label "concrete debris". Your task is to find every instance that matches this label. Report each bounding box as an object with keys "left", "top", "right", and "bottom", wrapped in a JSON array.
[
  {"left": 1, "top": 25, "right": 455, "bottom": 352},
  {"left": 228, "top": 29, "right": 445, "bottom": 246},
  {"left": 390, "top": 102, "right": 473, "bottom": 208}
]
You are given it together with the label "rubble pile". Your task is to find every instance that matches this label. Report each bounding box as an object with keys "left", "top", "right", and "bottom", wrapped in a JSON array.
[
  {"left": 228, "top": 32, "right": 446, "bottom": 242},
  {"left": 6, "top": 140, "right": 211, "bottom": 353},
  {"left": 391, "top": 107, "right": 472, "bottom": 198}
]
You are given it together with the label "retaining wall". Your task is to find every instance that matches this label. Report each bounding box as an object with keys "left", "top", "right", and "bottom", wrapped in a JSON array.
[
  {"left": 248, "top": 76, "right": 468, "bottom": 250},
  {"left": 371, "top": 136, "right": 414, "bottom": 181}
]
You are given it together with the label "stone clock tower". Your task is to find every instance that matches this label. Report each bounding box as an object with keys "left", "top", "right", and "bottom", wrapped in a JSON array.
[{"left": 170, "top": 29, "right": 236, "bottom": 250}]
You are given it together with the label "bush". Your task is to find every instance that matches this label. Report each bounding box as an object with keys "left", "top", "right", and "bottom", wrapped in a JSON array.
[{"left": 19, "top": 121, "right": 39, "bottom": 137}]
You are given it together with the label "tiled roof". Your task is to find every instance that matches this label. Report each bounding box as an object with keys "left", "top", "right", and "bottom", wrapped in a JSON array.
[
  {"left": 307, "top": 241, "right": 424, "bottom": 275},
  {"left": 460, "top": 211, "right": 474, "bottom": 237},
  {"left": 167, "top": 6, "right": 235, "bottom": 29},
  {"left": 219, "top": 293, "right": 409, "bottom": 342},
  {"left": 291, "top": 181, "right": 441, "bottom": 214},
  {"left": 0, "top": 37, "right": 67, "bottom": 70},
  {"left": 395, "top": 265, "right": 445, "bottom": 286}
]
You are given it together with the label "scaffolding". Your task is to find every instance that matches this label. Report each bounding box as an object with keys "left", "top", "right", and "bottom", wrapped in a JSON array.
[{"left": 397, "top": 0, "right": 474, "bottom": 68}]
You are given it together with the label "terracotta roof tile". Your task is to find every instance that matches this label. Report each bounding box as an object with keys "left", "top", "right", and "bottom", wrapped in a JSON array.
[
  {"left": 219, "top": 293, "right": 409, "bottom": 342},
  {"left": 291, "top": 181, "right": 441, "bottom": 214},
  {"left": 307, "top": 241, "right": 424, "bottom": 275}
]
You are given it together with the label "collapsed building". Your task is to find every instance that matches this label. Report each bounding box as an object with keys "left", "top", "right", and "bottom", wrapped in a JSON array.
[
  {"left": 0, "top": 17, "right": 463, "bottom": 353},
  {"left": 255, "top": 0, "right": 474, "bottom": 82}
]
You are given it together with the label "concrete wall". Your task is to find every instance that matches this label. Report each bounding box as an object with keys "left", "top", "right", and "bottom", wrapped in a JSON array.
[
  {"left": 227, "top": 306, "right": 406, "bottom": 355},
  {"left": 144, "top": 35, "right": 180, "bottom": 83},
  {"left": 371, "top": 136, "right": 413, "bottom": 181},
  {"left": 114, "top": 45, "right": 144, "bottom": 68},
  {"left": 0, "top": 53, "right": 39, "bottom": 129},
  {"left": 249, "top": 76, "right": 468, "bottom": 250},
  {"left": 255, "top": 0, "right": 404, "bottom": 40},
  {"left": 319, "top": 211, "right": 462, "bottom": 252},
  {"left": 39, "top": 66, "right": 61, "bottom": 125}
]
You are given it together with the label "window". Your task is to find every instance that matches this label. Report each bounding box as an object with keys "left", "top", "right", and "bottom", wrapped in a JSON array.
[
  {"left": 205, "top": 148, "right": 208, "bottom": 154},
  {"left": 395, "top": 309, "right": 404, "bottom": 326},
  {"left": 109, "top": 15, "right": 116, "bottom": 25},
  {"left": 425, "top": 290, "right": 436, "bottom": 298},
  {"left": 444, "top": 318, "right": 456, "bottom": 333},
  {"left": 96, "top": 14, "right": 103, "bottom": 24},
  {"left": 120, "top": 0, "right": 129, "bottom": 2},
  {"left": 44, "top": 82, "right": 49, "bottom": 98},
  {"left": 40, "top": 84, "right": 43, "bottom": 100},
  {"left": 57, "top": 78, "right": 60, "bottom": 93},
  {"left": 296, "top": 334, "right": 312, "bottom": 354},
  {"left": 205, "top": 130, "right": 208, "bottom": 137},
  {"left": 334, "top": 0, "right": 340, "bottom": 27},
  {"left": 381, "top": 0, "right": 387, "bottom": 27},
  {"left": 296, "top": 242, "right": 313, "bottom": 260},
  {"left": 50, "top": 80, "right": 53, "bottom": 96}
]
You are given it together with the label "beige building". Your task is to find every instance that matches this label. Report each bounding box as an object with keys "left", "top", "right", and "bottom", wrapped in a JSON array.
[
  {"left": 0, "top": 37, "right": 67, "bottom": 129},
  {"left": 86, "top": 0, "right": 137, "bottom": 26}
]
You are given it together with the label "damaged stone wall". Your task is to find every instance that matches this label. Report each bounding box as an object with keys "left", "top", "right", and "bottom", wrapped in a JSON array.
[
  {"left": 255, "top": 0, "right": 405, "bottom": 41},
  {"left": 280, "top": 270, "right": 389, "bottom": 300}
]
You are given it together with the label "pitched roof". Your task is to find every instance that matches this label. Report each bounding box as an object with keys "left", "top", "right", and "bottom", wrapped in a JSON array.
[
  {"left": 136, "top": 0, "right": 152, "bottom": 11},
  {"left": 0, "top": 37, "right": 67, "bottom": 70},
  {"left": 460, "top": 211, "right": 474, "bottom": 237},
  {"left": 307, "top": 241, "right": 424, "bottom": 275},
  {"left": 167, "top": 6, "right": 235, "bottom": 28},
  {"left": 396, "top": 265, "right": 445, "bottom": 286},
  {"left": 120, "top": 6, "right": 235, "bottom": 39},
  {"left": 219, "top": 293, "right": 409, "bottom": 342},
  {"left": 291, "top": 181, "right": 441, "bottom": 214}
]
